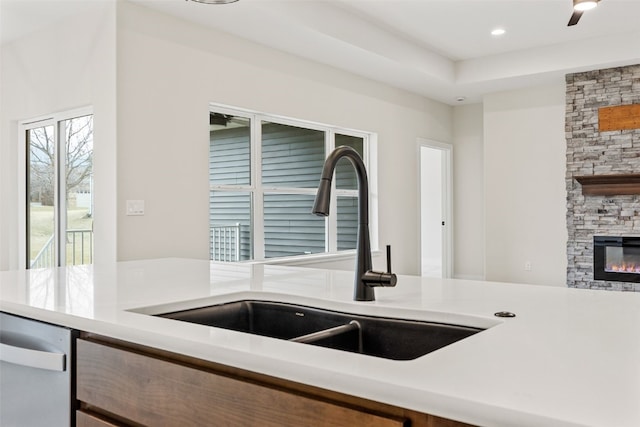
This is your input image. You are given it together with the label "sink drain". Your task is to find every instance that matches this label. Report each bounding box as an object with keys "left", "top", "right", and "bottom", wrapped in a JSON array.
[{"left": 494, "top": 311, "right": 516, "bottom": 318}]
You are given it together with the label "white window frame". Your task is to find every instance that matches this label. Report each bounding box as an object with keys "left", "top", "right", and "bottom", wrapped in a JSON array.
[
  {"left": 18, "top": 106, "right": 94, "bottom": 269},
  {"left": 209, "top": 103, "right": 377, "bottom": 262}
]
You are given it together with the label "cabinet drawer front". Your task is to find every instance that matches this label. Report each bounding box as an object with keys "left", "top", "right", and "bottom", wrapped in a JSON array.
[
  {"left": 76, "top": 410, "right": 122, "bottom": 427},
  {"left": 77, "top": 339, "right": 406, "bottom": 427}
]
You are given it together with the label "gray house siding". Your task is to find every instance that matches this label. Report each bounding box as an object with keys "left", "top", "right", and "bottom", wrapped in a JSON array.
[{"left": 209, "top": 122, "right": 361, "bottom": 260}]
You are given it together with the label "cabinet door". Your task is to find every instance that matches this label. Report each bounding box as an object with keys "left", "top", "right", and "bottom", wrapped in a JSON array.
[{"left": 76, "top": 339, "right": 406, "bottom": 427}]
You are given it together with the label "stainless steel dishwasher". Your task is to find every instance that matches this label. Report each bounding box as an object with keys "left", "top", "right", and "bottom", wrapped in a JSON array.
[{"left": 0, "top": 312, "right": 78, "bottom": 426}]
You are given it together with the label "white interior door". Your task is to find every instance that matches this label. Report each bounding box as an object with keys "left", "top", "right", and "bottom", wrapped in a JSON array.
[{"left": 420, "top": 141, "right": 452, "bottom": 278}]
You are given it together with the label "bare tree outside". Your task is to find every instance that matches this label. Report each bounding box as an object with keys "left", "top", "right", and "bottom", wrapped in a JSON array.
[
  {"left": 65, "top": 115, "right": 94, "bottom": 206},
  {"left": 28, "top": 125, "right": 55, "bottom": 206},
  {"left": 28, "top": 116, "right": 93, "bottom": 207}
]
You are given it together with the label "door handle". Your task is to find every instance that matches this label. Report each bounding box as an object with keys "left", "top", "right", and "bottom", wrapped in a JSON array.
[{"left": 0, "top": 341, "right": 66, "bottom": 372}]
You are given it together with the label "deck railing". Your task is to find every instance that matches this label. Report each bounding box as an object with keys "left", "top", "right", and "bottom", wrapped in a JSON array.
[
  {"left": 30, "top": 229, "right": 93, "bottom": 269},
  {"left": 30, "top": 235, "right": 55, "bottom": 269},
  {"left": 65, "top": 229, "right": 93, "bottom": 266},
  {"left": 211, "top": 224, "right": 241, "bottom": 262}
]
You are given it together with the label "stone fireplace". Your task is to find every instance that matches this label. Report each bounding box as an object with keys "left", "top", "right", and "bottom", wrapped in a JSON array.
[{"left": 566, "top": 64, "right": 640, "bottom": 291}]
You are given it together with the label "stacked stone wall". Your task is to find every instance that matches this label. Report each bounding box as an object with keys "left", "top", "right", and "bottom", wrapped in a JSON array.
[{"left": 566, "top": 65, "right": 640, "bottom": 291}]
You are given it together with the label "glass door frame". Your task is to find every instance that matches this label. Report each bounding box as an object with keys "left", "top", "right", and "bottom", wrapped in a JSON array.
[{"left": 18, "top": 106, "right": 93, "bottom": 269}]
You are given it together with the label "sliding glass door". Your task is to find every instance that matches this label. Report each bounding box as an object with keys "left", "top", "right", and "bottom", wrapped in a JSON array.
[{"left": 25, "top": 112, "right": 93, "bottom": 269}]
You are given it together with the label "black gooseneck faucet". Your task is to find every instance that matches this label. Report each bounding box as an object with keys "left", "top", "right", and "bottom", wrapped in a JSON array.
[{"left": 312, "top": 146, "right": 397, "bottom": 301}]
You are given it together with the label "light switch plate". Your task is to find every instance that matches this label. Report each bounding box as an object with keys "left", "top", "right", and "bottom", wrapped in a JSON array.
[{"left": 126, "top": 200, "right": 145, "bottom": 216}]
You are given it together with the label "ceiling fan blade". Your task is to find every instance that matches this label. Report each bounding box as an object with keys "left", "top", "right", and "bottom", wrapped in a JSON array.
[{"left": 568, "top": 9, "right": 584, "bottom": 26}]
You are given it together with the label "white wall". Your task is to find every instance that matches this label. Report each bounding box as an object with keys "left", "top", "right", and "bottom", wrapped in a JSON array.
[
  {"left": 0, "top": 2, "right": 117, "bottom": 270},
  {"left": 115, "top": 1, "right": 452, "bottom": 275},
  {"left": 483, "top": 84, "right": 567, "bottom": 286},
  {"left": 452, "top": 103, "right": 485, "bottom": 280}
]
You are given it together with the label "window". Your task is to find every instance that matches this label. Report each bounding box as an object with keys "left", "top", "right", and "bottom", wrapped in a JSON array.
[
  {"left": 209, "top": 105, "right": 373, "bottom": 262},
  {"left": 20, "top": 109, "right": 94, "bottom": 269}
]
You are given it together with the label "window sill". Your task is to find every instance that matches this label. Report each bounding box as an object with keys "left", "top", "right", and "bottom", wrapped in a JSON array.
[{"left": 240, "top": 250, "right": 380, "bottom": 267}]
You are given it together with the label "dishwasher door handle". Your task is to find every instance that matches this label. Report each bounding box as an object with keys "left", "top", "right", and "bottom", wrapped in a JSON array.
[{"left": 0, "top": 342, "right": 66, "bottom": 372}]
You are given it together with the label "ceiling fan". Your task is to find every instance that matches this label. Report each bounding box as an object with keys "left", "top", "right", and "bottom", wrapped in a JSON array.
[{"left": 568, "top": 0, "right": 601, "bottom": 26}]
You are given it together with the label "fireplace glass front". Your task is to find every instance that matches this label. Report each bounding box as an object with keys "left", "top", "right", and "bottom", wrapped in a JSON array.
[{"left": 594, "top": 236, "right": 640, "bottom": 283}]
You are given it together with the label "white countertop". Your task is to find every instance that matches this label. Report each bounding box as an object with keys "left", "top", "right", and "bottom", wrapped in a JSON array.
[{"left": 1, "top": 258, "right": 639, "bottom": 427}]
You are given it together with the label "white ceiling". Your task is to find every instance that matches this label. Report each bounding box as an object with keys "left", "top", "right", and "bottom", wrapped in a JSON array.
[{"left": 3, "top": 0, "right": 640, "bottom": 104}]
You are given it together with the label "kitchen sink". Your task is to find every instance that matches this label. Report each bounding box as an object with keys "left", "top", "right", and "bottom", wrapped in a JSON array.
[{"left": 155, "top": 300, "right": 484, "bottom": 361}]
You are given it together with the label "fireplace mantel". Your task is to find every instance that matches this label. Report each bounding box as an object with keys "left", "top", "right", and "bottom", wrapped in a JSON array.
[{"left": 575, "top": 174, "right": 640, "bottom": 196}]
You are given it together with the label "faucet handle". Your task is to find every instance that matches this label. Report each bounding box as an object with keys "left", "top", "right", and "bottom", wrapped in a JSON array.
[
  {"left": 361, "top": 245, "right": 397, "bottom": 288},
  {"left": 361, "top": 270, "right": 397, "bottom": 287}
]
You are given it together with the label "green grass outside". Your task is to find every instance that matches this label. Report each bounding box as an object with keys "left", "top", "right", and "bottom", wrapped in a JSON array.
[{"left": 29, "top": 204, "right": 94, "bottom": 265}]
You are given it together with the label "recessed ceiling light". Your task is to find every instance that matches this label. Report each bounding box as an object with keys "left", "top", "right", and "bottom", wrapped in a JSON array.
[
  {"left": 491, "top": 28, "right": 506, "bottom": 36},
  {"left": 188, "top": 0, "right": 239, "bottom": 4},
  {"left": 573, "top": 0, "right": 598, "bottom": 12},
  {"left": 456, "top": 96, "right": 466, "bottom": 102}
]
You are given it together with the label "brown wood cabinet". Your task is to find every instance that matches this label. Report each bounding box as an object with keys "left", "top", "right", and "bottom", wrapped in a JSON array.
[
  {"left": 76, "top": 335, "right": 475, "bottom": 427},
  {"left": 76, "top": 411, "right": 122, "bottom": 427}
]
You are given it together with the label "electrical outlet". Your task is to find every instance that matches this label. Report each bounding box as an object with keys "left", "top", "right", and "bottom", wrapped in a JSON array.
[
  {"left": 126, "top": 200, "right": 145, "bottom": 216},
  {"left": 524, "top": 261, "right": 532, "bottom": 271}
]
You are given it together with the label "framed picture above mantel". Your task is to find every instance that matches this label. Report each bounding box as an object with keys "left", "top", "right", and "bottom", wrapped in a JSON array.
[{"left": 599, "top": 104, "right": 640, "bottom": 132}]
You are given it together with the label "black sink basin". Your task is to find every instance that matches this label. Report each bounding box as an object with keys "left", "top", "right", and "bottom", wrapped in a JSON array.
[{"left": 156, "top": 300, "right": 483, "bottom": 361}]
